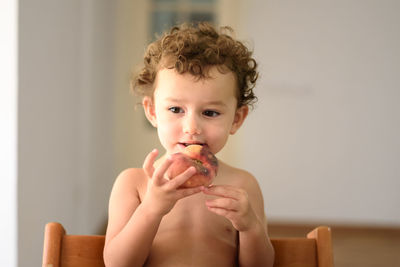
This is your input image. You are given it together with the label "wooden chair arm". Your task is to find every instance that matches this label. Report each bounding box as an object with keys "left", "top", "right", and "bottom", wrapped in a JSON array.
[
  {"left": 307, "top": 226, "right": 334, "bottom": 267},
  {"left": 42, "top": 222, "right": 65, "bottom": 267}
]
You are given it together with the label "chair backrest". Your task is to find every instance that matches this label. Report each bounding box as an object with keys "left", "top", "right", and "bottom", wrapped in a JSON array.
[
  {"left": 42, "top": 222, "right": 333, "bottom": 267},
  {"left": 271, "top": 226, "right": 334, "bottom": 267},
  {"left": 42, "top": 222, "right": 105, "bottom": 267}
]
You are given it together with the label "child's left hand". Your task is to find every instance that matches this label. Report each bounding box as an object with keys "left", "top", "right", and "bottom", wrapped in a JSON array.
[{"left": 202, "top": 185, "right": 260, "bottom": 232}]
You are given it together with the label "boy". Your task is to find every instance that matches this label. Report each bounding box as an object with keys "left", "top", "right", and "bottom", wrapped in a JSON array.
[{"left": 104, "top": 22, "right": 274, "bottom": 267}]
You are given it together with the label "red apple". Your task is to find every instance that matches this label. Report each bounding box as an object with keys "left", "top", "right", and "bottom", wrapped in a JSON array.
[{"left": 167, "top": 145, "right": 218, "bottom": 188}]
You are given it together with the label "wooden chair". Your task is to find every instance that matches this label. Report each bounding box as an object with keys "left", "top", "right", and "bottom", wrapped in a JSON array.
[
  {"left": 271, "top": 226, "right": 334, "bottom": 267},
  {"left": 42, "top": 222, "right": 334, "bottom": 267},
  {"left": 42, "top": 222, "right": 105, "bottom": 267}
]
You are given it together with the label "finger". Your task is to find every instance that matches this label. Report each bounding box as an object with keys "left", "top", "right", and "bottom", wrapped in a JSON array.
[
  {"left": 143, "top": 149, "right": 158, "bottom": 178},
  {"left": 152, "top": 156, "right": 173, "bottom": 185},
  {"left": 167, "top": 166, "right": 197, "bottom": 189},
  {"left": 206, "top": 206, "right": 232, "bottom": 218},
  {"left": 202, "top": 185, "right": 242, "bottom": 200},
  {"left": 176, "top": 186, "right": 203, "bottom": 199},
  {"left": 206, "top": 206, "right": 240, "bottom": 225},
  {"left": 206, "top": 198, "right": 239, "bottom": 211}
]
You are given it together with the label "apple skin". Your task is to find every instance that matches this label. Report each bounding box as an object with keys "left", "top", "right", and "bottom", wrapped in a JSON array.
[{"left": 167, "top": 145, "right": 218, "bottom": 188}]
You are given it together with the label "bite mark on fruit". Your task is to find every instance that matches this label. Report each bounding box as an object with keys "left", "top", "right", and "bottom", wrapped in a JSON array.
[{"left": 167, "top": 144, "right": 218, "bottom": 188}]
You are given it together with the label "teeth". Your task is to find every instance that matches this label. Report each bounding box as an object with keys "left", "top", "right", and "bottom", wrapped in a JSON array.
[{"left": 182, "top": 143, "right": 203, "bottom": 147}]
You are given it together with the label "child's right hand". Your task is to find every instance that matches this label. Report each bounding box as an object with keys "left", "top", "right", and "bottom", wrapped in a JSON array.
[{"left": 141, "top": 149, "right": 203, "bottom": 217}]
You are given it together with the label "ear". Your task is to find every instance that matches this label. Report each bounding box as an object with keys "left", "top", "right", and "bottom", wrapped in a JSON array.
[
  {"left": 142, "top": 96, "right": 157, "bottom": 127},
  {"left": 230, "top": 105, "right": 249, "bottom": 134}
]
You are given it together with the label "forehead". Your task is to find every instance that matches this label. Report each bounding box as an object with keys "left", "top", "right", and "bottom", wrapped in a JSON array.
[{"left": 154, "top": 66, "right": 238, "bottom": 99}]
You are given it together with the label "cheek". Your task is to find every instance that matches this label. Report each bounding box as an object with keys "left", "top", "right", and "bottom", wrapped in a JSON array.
[
  {"left": 215, "top": 117, "right": 235, "bottom": 135},
  {"left": 157, "top": 120, "right": 173, "bottom": 137},
  {"left": 208, "top": 116, "right": 235, "bottom": 136},
  {"left": 156, "top": 126, "right": 172, "bottom": 150},
  {"left": 206, "top": 125, "right": 231, "bottom": 151},
  {"left": 156, "top": 117, "right": 179, "bottom": 143}
]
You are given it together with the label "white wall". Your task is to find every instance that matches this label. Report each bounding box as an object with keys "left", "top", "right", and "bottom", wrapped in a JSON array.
[
  {"left": 11, "top": 1, "right": 400, "bottom": 266},
  {"left": 18, "top": 1, "right": 116, "bottom": 266},
  {"left": 113, "top": 0, "right": 162, "bottom": 172},
  {"left": 0, "top": 1, "right": 18, "bottom": 266},
  {"left": 240, "top": 0, "right": 400, "bottom": 226}
]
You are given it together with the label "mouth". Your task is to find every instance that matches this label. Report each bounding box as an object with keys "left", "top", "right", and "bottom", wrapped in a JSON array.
[{"left": 179, "top": 142, "right": 206, "bottom": 147}]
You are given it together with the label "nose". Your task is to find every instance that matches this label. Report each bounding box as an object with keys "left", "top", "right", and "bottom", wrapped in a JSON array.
[{"left": 183, "top": 113, "right": 201, "bottom": 135}]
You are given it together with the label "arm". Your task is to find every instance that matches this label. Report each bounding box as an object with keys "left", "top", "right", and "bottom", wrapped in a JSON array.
[
  {"left": 103, "top": 149, "right": 201, "bottom": 267},
  {"left": 238, "top": 213, "right": 274, "bottom": 267},
  {"left": 202, "top": 172, "right": 274, "bottom": 267}
]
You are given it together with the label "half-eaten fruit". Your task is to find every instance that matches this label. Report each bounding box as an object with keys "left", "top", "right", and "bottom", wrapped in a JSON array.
[{"left": 167, "top": 144, "right": 218, "bottom": 188}]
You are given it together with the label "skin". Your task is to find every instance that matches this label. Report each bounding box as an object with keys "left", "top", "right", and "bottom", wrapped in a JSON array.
[{"left": 103, "top": 67, "right": 274, "bottom": 267}]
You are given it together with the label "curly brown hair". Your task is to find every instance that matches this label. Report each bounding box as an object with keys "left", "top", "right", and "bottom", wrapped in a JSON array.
[{"left": 131, "top": 22, "right": 258, "bottom": 108}]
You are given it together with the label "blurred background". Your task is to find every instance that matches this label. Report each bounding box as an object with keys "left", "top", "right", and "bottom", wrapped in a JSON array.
[{"left": 2, "top": 0, "right": 399, "bottom": 266}]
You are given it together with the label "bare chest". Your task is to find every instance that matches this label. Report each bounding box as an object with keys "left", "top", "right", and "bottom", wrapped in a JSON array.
[
  {"left": 159, "top": 193, "right": 237, "bottom": 241},
  {"left": 146, "top": 194, "right": 238, "bottom": 266}
]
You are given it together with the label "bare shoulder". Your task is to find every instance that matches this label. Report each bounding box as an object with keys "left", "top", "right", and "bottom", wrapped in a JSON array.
[
  {"left": 217, "top": 160, "right": 261, "bottom": 192},
  {"left": 105, "top": 168, "right": 147, "bottom": 243},
  {"left": 112, "top": 168, "right": 146, "bottom": 195},
  {"left": 108, "top": 168, "right": 149, "bottom": 212}
]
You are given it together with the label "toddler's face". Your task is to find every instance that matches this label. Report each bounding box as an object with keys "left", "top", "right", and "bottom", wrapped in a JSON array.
[{"left": 143, "top": 66, "right": 248, "bottom": 155}]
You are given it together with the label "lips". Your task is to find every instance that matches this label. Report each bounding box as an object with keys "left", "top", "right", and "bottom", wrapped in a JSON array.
[{"left": 179, "top": 142, "right": 205, "bottom": 147}]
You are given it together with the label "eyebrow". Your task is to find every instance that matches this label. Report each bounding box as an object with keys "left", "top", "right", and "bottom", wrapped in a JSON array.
[
  {"left": 164, "top": 98, "right": 228, "bottom": 107},
  {"left": 206, "top": 100, "right": 228, "bottom": 107}
]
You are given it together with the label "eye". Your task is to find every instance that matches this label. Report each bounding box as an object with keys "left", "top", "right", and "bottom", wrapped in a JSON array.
[
  {"left": 168, "top": 106, "right": 184, "bottom": 113},
  {"left": 203, "top": 110, "right": 220, "bottom": 117}
]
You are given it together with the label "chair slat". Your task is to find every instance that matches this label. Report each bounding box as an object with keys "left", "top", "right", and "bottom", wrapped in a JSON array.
[
  {"left": 307, "top": 227, "right": 334, "bottom": 267},
  {"left": 61, "top": 235, "right": 105, "bottom": 267},
  {"left": 271, "top": 238, "right": 317, "bottom": 267},
  {"left": 42, "top": 222, "right": 65, "bottom": 267}
]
